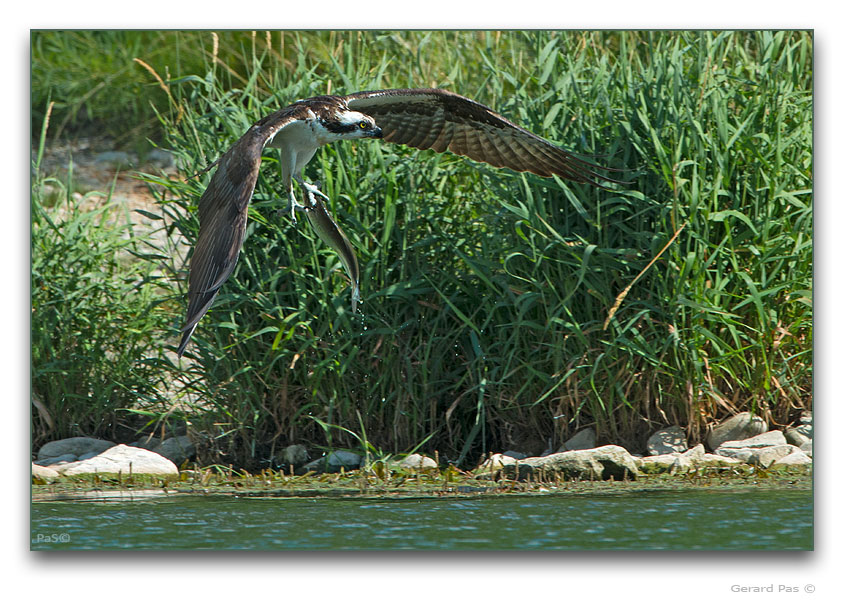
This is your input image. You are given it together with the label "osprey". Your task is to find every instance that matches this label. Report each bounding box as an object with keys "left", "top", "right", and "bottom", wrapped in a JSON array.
[{"left": 177, "top": 88, "right": 620, "bottom": 357}]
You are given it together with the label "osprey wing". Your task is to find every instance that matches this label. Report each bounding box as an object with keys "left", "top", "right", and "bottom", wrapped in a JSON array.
[
  {"left": 345, "top": 88, "right": 620, "bottom": 186},
  {"left": 176, "top": 108, "right": 300, "bottom": 357}
]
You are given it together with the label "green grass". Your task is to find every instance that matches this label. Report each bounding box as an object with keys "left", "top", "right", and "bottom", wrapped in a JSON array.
[
  {"left": 31, "top": 114, "right": 176, "bottom": 446},
  {"left": 31, "top": 30, "right": 812, "bottom": 469}
]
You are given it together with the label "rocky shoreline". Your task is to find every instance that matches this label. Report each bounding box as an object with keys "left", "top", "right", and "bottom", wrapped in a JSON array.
[{"left": 32, "top": 411, "right": 812, "bottom": 485}]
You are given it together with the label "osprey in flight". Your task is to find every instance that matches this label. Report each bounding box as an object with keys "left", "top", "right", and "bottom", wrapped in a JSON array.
[{"left": 177, "top": 88, "right": 620, "bottom": 357}]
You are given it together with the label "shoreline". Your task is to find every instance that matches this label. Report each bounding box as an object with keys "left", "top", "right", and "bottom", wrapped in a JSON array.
[{"left": 32, "top": 463, "right": 812, "bottom": 503}]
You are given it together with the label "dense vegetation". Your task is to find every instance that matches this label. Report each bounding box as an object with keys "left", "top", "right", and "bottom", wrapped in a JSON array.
[{"left": 31, "top": 30, "right": 813, "bottom": 468}]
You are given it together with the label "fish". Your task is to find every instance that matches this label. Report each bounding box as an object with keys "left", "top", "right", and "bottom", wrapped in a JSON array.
[{"left": 303, "top": 194, "right": 361, "bottom": 313}]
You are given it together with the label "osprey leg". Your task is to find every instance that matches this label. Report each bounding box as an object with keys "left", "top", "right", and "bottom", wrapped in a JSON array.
[
  {"left": 295, "top": 175, "right": 330, "bottom": 206},
  {"left": 279, "top": 178, "right": 331, "bottom": 222}
]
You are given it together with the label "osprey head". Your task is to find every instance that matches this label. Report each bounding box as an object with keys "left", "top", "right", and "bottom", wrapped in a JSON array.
[{"left": 321, "top": 110, "right": 383, "bottom": 141}]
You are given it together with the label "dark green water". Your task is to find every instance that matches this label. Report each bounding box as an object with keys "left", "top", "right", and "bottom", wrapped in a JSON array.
[{"left": 31, "top": 488, "right": 812, "bottom": 551}]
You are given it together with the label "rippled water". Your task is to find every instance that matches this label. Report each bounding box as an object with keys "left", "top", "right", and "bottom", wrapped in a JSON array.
[{"left": 31, "top": 488, "right": 812, "bottom": 551}]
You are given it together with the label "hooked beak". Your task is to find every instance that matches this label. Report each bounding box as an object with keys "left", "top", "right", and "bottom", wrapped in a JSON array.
[{"left": 369, "top": 126, "right": 383, "bottom": 139}]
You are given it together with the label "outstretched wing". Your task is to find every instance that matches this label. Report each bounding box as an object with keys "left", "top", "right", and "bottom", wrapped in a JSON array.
[
  {"left": 176, "top": 108, "right": 301, "bottom": 357},
  {"left": 344, "top": 88, "right": 621, "bottom": 186}
]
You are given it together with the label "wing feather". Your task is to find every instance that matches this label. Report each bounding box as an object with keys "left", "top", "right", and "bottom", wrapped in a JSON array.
[
  {"left": 345, "top": 88, "right": 622, "bottom": 186},
  {"left": 176, "top": 108, "right": 301, "bottom": 356}
]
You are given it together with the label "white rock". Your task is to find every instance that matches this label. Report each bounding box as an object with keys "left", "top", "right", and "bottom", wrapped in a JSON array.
[
  {"left": 641, "top": 446, "right": 743, "bottom": 472},
  {"left": 682, "top": 444, "right": 706, "bottom": 460},
  {"left": 800, "top": 440, "right": 813, "bottom": 456},
  {"left": 716, "top": 447, "right": 754, "bottom": 462},
  {"left": 478, "top": 453, "right": 520, "bottom": 470},
  {"left": 399, "top": 453, "right": 438, "bottom": 470},
  {"left": 749, "top": 444, "right": 800, "bottom": 468},
  {"left": 32, "top": 463, "right": 60, "bottom": 481},
  {"left": 773, "top": 450, "right": 813, "bottom": 466},
  {"left": 52, "top": 444, "right": 178, "bottom": 476},
  {"left": 696, "top": 453, "right": 743, "bottom": 467},
  {"left": 639, "top": 454, "right": 679, "bottom": 467},
  {"left": 504, "top": 445, "right": 639, "bottom": 481},
  {"left": 716, "top": 441, "right": 803, "bottom": 467},
  {"left": 718, "top": 430, "right": 787, "bottom": 449}
]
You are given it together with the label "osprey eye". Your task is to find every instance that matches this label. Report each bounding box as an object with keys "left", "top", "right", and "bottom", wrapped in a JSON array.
[{"left": 359, "top": 122, "right": 368, "bottom": 129}]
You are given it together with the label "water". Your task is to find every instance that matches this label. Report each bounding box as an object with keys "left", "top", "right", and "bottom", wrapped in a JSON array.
[{"left": 31, "top": 488, "right": 811, "bottom": 551}]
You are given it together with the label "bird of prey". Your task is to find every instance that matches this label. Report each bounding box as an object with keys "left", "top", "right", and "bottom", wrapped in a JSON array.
[{"left": 176, "top": 88, "right": 620, "bottom": 357}]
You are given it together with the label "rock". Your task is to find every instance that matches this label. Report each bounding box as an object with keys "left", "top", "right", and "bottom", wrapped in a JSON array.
[
  {"left": 502, "top": 445, "right": 638, "bottom": 481},
  {"left": 799, "top": 410, "right": 812, "bottom": 425},
  {"left": 298, "top": 457, "right": 324, "bottom": 474},
  {"left": 717, "top": 430, "right": 787, "bottom": 450},
  {"left": 129, "top": 437, "right": 161, "bottom": 450},
  {"left": 476, "top": 453, "right": 521, "bottom": 474},
  {"left": 785, "top": 427, "right": 810, "bottom": 447},
  {"left": 799, "top": 440, "right": 813, "bottom": 456},
  {"left": 715, "top": 431, "right": 804, "bottom": 467},
  {"left": 146, "top": 148, "right": 174, "bottom": 168},
  {"left": 299, "top": 450, "right": 361, "bottom": 474},
  {"left": 786, "top": 411, "right": 812, "bottom": 447},
  {"left": 77, "top": 451, "right": 103, "bottom": 461},
  {"left": 715, "top": 448, "right": 754, "bottom": 463},
  {"left": 151, "top": 435, "right": 195, "bottom": 465},
  {"left": 706, "top": 412, "right": 767, "bottom": 451},
  {"left": 34, "top": 453, "right": 77, "bottom": 467},
  {"left": 772, "top": 450, "right": 812, "bottom": 467},
  {"left": 682, "top": 444, "right": 706, "bottom": 460},
  {"left": 647, "top": 426, "right": 688, "bottom": 455},
  {"left": 327, "top": 451, "right": 361, "bottom": 471},
  {"left": 32, "top": 463, "right": 60, "bottom": 481},
  {"left": 562, "top": 428, "right": 596, "bottom": 451},
  {"left": 399, "top": 453, "right": 438, "bottom": 470},
  {"left": 37, "top": 437, "right": 116, "bottom": 461},
  {"left": 94, "top": 150, "right": 133, "bottom": 168},
  {"left": 52, "top": 444, "right": 178, "bottom": 476},
  {"left": 694, "top": 453, "right": 743, "bottom": 467},
  {"left": 638, "top": 444, "right": 742, "bottom": 474},
  {"left": 638, "top": 453, "right": 683, "bottom": 473},
  {"left": 278, "top": 444, "right": 310, "bottom": 468},
  {"left": 502, "top": 450, "right": 528, "bottom": 460},
  {"left": 748, "top": 445, "right": 802, "bottom": 468}
]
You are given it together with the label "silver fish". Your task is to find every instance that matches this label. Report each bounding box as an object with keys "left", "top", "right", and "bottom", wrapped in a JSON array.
[{"left": 304, "top": 195, "right": 360, "bottom": 312}]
